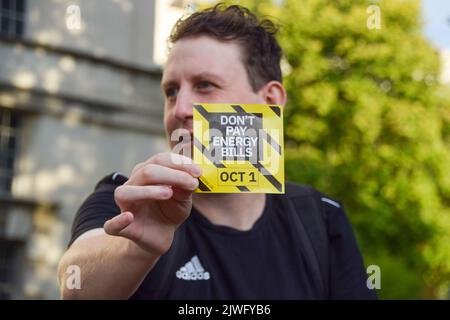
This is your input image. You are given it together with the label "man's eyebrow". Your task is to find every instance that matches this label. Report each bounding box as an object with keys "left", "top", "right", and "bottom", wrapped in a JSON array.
[
  {"left": 161, "top": 72, "right": 225, "bottom": 90},
  {"left": 191, "top": 72, "right": 224, "bottom": 84},
  {"left": 161, "top": 80, "right": 177, "bottom": 90}
]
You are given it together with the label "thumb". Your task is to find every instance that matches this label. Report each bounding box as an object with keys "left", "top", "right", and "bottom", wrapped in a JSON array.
[{"left": 104, "top": 212, "right": 134, "bottom": 236}]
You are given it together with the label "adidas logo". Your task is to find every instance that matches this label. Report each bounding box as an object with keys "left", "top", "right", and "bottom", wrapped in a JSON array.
[{"left": 176, "top": 255, "right": 210, "bottom": 280}]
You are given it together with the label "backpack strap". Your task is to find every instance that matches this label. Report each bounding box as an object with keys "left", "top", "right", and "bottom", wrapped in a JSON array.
[{"left": 284, "top": 182, "right": 330, "bottom": 299}]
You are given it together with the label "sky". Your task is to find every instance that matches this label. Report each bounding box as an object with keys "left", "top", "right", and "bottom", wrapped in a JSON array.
[{"left": 422, "top": 0, "right": 450, "bottom": 50}]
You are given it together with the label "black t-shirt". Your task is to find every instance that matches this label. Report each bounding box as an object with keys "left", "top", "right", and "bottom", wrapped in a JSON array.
[{"left": 69, "top": 173, "right": 377, "bottom": 300}]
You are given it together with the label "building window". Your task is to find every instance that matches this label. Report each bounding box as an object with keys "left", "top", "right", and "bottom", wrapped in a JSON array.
[
  {"left": 0, "top": 108, "right": 19, "bottom": 194},
  {"left": 0, "top": 0, "right": 26, "bottom": 38}
]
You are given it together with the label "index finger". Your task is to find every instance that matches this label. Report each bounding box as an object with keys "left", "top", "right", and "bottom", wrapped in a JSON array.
[{"left": 130, "top": 152, "right": 201, "bottom": 181}]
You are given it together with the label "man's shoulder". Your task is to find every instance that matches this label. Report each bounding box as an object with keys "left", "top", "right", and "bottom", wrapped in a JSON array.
[
  {"left": 285, "top": 181, "right": 316, "bottom": 198},
  {"left": 93, "top": 172, "right": 129, "bottom": 191},
  {"left": 91, "top": 176, "right": 343, "bottom": 211},
  {"left": 284, "top": 181, "right": 342, "bottom": 210}
]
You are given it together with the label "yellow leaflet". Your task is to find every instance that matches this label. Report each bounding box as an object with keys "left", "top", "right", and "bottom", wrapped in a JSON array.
[{"left": 193, "top": 103, "right": 284, "bottom": 194}]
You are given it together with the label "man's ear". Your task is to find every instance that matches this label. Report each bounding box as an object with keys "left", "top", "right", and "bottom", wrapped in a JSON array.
[{"left": 258, "top": 81, "right": 287, "bottom": 105}]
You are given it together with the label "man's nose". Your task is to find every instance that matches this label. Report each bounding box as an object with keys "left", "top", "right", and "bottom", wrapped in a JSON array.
[{"left": 173, "top": 89, "right": 193, "bottom": 121}]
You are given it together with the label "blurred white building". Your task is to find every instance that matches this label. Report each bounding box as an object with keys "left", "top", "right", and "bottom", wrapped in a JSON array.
[{"left": 0, "top": 0, "right": 190, "bottom": 299}]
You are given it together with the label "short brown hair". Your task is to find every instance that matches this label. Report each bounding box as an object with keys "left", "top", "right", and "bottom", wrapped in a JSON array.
[{"left": 169, "top": 3, "right": 282, "bottom": 92}]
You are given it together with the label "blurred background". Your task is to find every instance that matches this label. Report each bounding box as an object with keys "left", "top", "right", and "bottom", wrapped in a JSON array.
[{"left": 0, "top": 0, "right": 448, "bottom": 299}]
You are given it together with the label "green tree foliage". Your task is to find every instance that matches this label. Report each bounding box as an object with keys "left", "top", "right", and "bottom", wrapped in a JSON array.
[
  {"left": 282, "top": 0, "right": 450, "bottom": 299},
  {"left": 205, "top": 0, "right": 450, "bottom": 298}
]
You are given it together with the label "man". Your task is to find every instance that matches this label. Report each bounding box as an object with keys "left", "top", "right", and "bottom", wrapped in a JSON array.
[{"left": 58, "top": 3, "right": 376, "bottom": 299}]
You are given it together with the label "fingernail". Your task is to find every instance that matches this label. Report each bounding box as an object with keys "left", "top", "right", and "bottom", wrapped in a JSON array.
[
  {"left": 192, "top": 166, "right": 202, "bottom": 177},
  {"left": 191, "top": 178, "right": 199, "bottom": 190},
  {"left": 161, "top": 187, "right": 171, "bottom": 198}
]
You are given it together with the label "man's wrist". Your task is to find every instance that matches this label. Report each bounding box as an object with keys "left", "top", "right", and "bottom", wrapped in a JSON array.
[{"left": 122, "top": 237, "right": 160, "bottom": 266}]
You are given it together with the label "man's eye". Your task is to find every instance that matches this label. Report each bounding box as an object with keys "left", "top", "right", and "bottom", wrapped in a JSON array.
[
  {"left": 166, "top": 88, "right": 179, "bottom": 98},
  {"left": 197, "top": 82, "right": 213, "bottom": 90}
]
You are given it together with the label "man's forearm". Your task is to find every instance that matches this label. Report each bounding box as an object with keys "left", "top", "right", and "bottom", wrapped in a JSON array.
[{"left": 58, "top": 234, "right": 159, "bottom": 299}]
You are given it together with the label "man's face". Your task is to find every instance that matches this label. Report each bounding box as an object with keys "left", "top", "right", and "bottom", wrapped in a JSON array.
[{"left": 161, "top": 36, "right": 263, "bottom": 150}]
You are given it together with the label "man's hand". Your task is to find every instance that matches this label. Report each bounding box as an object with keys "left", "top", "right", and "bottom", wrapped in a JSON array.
[{"left": 104, "top": 153, "right": 201, "bottom": 255}]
